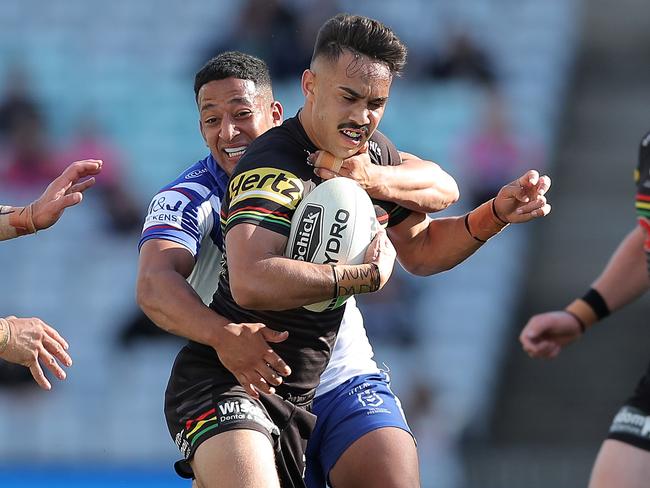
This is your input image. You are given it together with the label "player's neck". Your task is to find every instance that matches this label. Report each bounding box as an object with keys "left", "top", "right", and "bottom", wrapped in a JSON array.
[{"left": 298, "top": 107, "right": 324, "bottom": 152}]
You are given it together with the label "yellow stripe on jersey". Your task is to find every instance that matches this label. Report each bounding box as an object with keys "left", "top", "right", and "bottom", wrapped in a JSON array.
[{"left": 228, "top": 168, "right": 303, "bottom": 209}]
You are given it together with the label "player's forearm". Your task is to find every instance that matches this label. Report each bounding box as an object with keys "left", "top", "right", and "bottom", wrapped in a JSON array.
[
  {"left": 0, "top": 205, "right": 36, "bottom": 241},
  {"left": 366, "top": 158, "right": 459, "bottom": 213},
  {"left": 229, "top": 257, "right": 378, "bottom": 311},
  {"left": 136, "top": 269, "right": 227, "bottom": 346},
  {"left": 591, "top": 226, "right": 650, "bottom": 312},
  {"left": 393, "top": 215, "right": 484, "bottom": 275}
]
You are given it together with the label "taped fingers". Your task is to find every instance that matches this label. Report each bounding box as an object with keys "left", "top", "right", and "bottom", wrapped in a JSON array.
[{"left": 314, "top": 151, "right": 344, "bottom": 174}]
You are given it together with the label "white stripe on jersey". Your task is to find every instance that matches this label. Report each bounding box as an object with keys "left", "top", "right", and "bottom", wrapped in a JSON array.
[
  {"left": 315, "top": 297, "right": 380, "bottom": 397},
  {"left": 175, "top": 182, "right": 213, "bottom": 199}
]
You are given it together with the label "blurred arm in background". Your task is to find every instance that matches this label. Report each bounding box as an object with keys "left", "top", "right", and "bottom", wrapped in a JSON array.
[
  {"left": 520, "top": 225, "right": 648, "bottom": 359},
  {"left": 0, "top": 159, "right": 102, "bottom": 389}
]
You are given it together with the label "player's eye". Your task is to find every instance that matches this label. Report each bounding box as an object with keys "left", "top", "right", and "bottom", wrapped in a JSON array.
[{"left": 235, "top": 110, "right": 252, "bottom": 118}]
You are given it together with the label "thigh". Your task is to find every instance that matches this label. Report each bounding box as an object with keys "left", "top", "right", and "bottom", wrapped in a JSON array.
[
  {"left": 192, "top": 429, "right": 280, "bottom": 488},
  {"left": 306, "top": 373, "right": 418, "bottom": 488},
  {"left": 330, "top": 427, "right": 418, "bottom": 488},
  {"left": 590, "top": 367, "right": 650, "bottom": 488},
  {"left": 589, "top": 439, "right": 650, "bottom": 488},
  {"left": 165, "top": 347, "right": 281, "bottom": 481}
]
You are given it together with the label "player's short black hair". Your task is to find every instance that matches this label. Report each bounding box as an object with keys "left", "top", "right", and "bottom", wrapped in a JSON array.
[
  {"left": 194, "top": 51, "right": 272, "bottom": 99},
  {"left": 311, "top": 13, "right": 407, "bottom": 76}
]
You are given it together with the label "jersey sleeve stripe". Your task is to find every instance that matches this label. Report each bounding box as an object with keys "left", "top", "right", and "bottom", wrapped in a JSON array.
[
  {"left": 143, "top": 224, "right": 182, "bottom": 232},
  {"left": 138, "top": 234, "right": 197, "bottom": 255},
  {"left": 229, "top": 205, "right": 290, "bottom": 219},
  {"left": 637, "top": 194, "right": 650, "bottom": 202},
  {"left": 636, "top": 207, "right": 650, "bottom": 218},
  {"left": 225, "top": 210, "right": 291, "bottom": 229},
  {"left": 230, "top": 190, "right": 299, "bottom": 209}
]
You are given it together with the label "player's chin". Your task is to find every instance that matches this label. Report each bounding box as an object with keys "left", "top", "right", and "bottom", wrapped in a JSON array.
[{"left": 215, "top": 155, "right": 239, "bottom": 175}]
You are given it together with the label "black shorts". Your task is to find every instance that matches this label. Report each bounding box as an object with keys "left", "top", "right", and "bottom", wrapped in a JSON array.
[
  {"left": 165, "top": 344, "right": 316, "bottom": 488},
  {"left": 606, "top": 360, "right": 650, "bottom": 451}
]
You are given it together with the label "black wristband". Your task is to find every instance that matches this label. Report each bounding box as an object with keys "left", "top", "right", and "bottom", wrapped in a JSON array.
[
  {"left": 491, "top": 198, "right": 509, "bottom": 225},
  {"left": 464, "top": 213, "right": 486, "bottom": 243},
  {"left": 581, "top": 288, "right": 610, "bottom": 320}
]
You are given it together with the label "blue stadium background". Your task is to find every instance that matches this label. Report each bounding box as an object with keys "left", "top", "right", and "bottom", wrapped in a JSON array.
[{"left": 3, "top": 1, "right": 649, "bottom": 486}]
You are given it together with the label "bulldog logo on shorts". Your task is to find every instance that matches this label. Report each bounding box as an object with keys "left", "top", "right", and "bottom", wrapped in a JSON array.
[{"left": 357, "top": 389, "right": 384, "bottom": 408}]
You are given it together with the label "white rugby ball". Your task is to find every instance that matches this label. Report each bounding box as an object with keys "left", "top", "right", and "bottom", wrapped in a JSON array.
[{"left": 285, "top": 178, "right": 379, "bottom": 312}]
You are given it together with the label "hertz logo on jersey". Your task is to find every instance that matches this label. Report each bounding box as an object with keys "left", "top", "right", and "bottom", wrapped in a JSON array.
[{"left": 229, "top": 168, "right": 304, "bottom": 209}]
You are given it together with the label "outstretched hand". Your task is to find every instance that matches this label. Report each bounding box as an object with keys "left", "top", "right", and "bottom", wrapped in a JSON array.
[
  {"left": 1, "top": 316, "right": 72, "bottom": 390},
  {"left": 493, "top": 170, "right": 551, "bottom": 224},
  {"left": 31, "top": 159, "right": 103, "bottom": 231}
]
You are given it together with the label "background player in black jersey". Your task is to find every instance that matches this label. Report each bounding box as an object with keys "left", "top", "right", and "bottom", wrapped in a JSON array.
[
  {"left": 520, "top": 132, "right": 650, "bottom": 488},
  {"left": 0, "top": 159, "right": 102, "bottom": 389}
]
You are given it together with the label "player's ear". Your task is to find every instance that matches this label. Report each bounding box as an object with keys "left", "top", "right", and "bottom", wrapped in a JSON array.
[
  {"left": 302, "top": 69, "right": 315, "bottom": 99},
  {"left": 271, "top": 101, "right": 283, "bottom": 126}
]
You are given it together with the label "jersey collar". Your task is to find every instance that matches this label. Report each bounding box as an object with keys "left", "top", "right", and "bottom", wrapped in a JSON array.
[{"left": 205, "top": 154, "right": 230, "bottom": 197}]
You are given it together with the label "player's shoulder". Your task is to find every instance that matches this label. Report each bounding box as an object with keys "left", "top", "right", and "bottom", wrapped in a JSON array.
[
  {"left": 145, "top": 157, "right": 221, "bottom": 218},
  {"left": 637, "top": 130, "right": 650, "bottom": 168},
  {"left": 634, "top": 130, "right": 650, "bottom": 186},
  {"left": 233, "top": 116, "right": 310, "bottom": 176},
  {"left": 157, "top": 157, "right": 220, "bottom": 201},
  {"left": 640, "top": 131, "right": 650, "bottom": 148},
  {"left": 367, "top": 129, "right": 400, "bottom": 167}
]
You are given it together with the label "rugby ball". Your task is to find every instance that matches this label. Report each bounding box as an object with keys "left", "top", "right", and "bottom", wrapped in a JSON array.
[{"left": 285, "top": 178, "right": 379, "bottom": 312}]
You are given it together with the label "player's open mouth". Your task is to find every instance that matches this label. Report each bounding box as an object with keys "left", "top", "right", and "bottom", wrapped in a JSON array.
[
  {"left": 223, "top": 146, "right": 247, "bottom": 159},
  {"left": 339, "top": 128, "right": 365, "bottom": 145}
]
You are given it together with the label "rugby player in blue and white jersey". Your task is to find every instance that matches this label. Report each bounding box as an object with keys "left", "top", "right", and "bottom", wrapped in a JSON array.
[{"left": 137, "top": 51, "right": 458, "bottom": 488}]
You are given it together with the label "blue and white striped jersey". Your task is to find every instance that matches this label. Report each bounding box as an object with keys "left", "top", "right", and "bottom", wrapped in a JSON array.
[{"left": 139, "top": 154, "right": 229, "bottom": 304}]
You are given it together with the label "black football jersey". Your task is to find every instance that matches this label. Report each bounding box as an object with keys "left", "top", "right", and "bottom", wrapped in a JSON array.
[{"left": 207, "top": 114, "right": 410, "bottom": 401}]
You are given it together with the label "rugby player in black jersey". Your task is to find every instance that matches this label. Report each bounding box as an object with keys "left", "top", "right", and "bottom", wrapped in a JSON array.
[
  {"left": 521, "top": 131, "right": 650, "bottom": 488},
  {"left": 143, "top": 50, "right": 459, "bottom": 488},
  {"left": 162, "top": 14, "right": 552, "bottom": 488}
]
